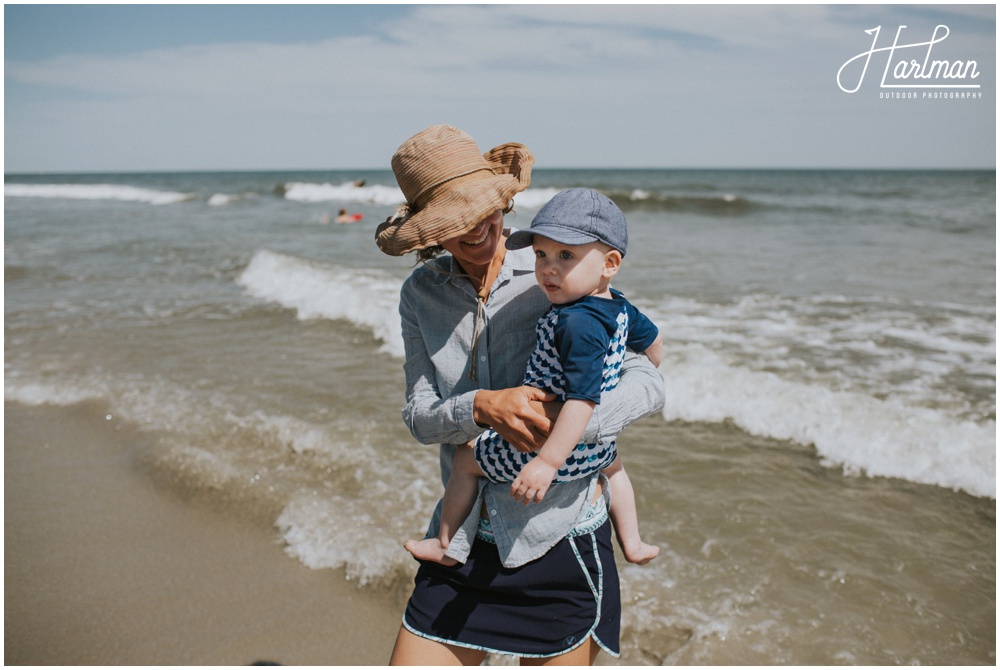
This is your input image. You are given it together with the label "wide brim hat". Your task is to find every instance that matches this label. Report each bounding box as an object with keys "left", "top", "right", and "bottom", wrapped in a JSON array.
[{"left": 375, "top": 125, "right": 533, "bottom": 256}]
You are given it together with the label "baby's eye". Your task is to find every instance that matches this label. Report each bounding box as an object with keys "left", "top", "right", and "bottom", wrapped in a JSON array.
[
  {"left": 559, "top": 250, "right": 574, "bottom": 260},
  {"left": 535, "top": 250, "right": 546, "bottom": 258}
]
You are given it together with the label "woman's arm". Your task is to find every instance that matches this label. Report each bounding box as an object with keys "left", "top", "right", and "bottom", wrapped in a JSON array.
[
  {"left": 581, "top": 350, "right": 665, "bottom": 443},
  {"left": 398, "top": 283, "right": 559, "bottom": 449},
  {"left": 398, "top": 291, "right": 483, "bottom": 446}
]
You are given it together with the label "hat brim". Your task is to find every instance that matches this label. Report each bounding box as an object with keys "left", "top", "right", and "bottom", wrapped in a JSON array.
[
  {"left": 377, "top": 173, "right": 519, "bottom": 256},
  {"left": 376, "top": 142, "right": 533, "bottom": 256},
  {"left": 505, "top": 224, "right": 604, "bottom": 251}
]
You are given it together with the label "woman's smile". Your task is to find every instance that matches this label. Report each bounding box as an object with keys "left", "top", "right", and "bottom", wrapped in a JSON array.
[
  {"left": 460, "top": 224, "right": 491, "bottom": 247},
  {"left": 441, "top": 209, "right": 505, "bottom": 270}
]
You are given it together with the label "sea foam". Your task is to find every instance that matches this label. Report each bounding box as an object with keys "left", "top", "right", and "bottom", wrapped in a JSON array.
[
  {"left": 661, "top": 347, "right": 995, "bottom": 499},
  {"left": 237, "top": 249, "right": 405, "bottom": 357},
  {"left": 280, "top": 181, "right": 559, "bottom": 213},
  {"left": 282, "top": 181, "right": 404, "bottom": 206},
  {"left": 236, "top": 251, "right": 996, "bottom": 499},
  {"left": 4, "top": 183, "right": 190, "bottom": 205},
  {"left": 513, "top": 187, "right": 563, "bottom": 211},
  {"left": 5, "top": 366, "right": 439, "bottom": 586}
]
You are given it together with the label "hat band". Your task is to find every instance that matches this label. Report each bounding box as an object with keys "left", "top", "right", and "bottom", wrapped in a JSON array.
[{"left": 408, "top": 166, "right": 496, "bottom": 209}]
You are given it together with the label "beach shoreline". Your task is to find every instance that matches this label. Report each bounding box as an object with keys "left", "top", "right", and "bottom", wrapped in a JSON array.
[
  {"left": 5, "top": 167, "right": 994, "bottom": 665},
  {"left": 4, "top": 400, "right": 404, "bottom": 666}
]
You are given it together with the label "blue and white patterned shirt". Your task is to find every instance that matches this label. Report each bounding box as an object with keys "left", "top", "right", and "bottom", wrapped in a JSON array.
[{"left": 475, "top": 291, "right": 660, "bottom": 484}]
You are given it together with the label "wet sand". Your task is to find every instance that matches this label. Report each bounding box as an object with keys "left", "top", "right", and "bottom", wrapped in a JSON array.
[{"left": 4, "top": 401, "right": 403, "bottom": 665}]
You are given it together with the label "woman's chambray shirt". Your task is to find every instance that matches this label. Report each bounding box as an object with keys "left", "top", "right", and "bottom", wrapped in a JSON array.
[{"left": 399, "top": 241, "right": 665, "bottom": 568}]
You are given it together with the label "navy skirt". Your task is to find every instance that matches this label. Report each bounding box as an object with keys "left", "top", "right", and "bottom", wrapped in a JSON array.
[{"left": 402, "top": 518, "right": 621, "bottom": 658}]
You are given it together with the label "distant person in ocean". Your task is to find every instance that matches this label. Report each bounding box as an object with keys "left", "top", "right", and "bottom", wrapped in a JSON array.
[
  {"left": 404, "top": 187, "right": 662, "bottom": 568},
  {"left": 335, "top": 209, "right": 363, "bottom": 224},
  {"left": 375, "top": 125, "right": 664, "bottom": 665}
]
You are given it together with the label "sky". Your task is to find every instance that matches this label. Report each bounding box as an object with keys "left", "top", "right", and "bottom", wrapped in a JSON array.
[{"left": 4, "top": 3, "right": 996, "bottom": 172}]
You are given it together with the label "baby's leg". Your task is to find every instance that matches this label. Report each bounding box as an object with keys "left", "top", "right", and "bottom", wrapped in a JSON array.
[
  {"left": 603, "top": 457, "right": 659, "bottom": 565},
  {"left": 405, "top": 442, "right": 485, "bottom": 565}
]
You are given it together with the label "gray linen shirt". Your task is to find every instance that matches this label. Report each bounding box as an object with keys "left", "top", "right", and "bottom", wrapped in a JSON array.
[{"left": 398, "top": 241, "right": 665, "bottom": 567}]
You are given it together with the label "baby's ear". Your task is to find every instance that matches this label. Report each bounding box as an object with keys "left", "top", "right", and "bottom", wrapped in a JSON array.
[{"left": 603, "top": 249, "right": 623, "bottom": 278}]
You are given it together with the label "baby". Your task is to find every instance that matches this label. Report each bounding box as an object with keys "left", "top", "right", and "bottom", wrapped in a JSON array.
[{"left": 406, "top": 188, "right": 662, "bottom": 566}]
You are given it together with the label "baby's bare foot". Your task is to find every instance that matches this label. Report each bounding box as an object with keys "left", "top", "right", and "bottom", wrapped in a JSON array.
[{"left": 404, "top": 538, "right": 458, "bottom": 566}]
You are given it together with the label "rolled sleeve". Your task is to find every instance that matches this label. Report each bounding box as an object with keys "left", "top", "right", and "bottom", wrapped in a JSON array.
[
  {"left": 401, "top": 385, "right": 480, "bottom": 446},
  {"left": 398, "top": 274, "right": 483, "bottom": 446}
]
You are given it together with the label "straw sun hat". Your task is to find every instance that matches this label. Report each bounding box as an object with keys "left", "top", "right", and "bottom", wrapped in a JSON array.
[{"left": 375, "top": 125, "right": 534, "bottom": 256}]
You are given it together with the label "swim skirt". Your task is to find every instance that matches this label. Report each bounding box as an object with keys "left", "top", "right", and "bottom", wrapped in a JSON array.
[{"left": 402, "top": 515, "right": 621, "bottom": 658}]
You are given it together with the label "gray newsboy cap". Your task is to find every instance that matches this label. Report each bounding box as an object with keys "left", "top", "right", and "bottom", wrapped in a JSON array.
[{"left": 506, "top": 188, "right": 628, "bottom": 257}]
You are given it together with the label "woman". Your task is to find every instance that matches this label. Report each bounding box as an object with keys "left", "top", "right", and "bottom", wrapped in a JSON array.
[{"left": 376, "top": 125, "right": 664, "bottom": 665}]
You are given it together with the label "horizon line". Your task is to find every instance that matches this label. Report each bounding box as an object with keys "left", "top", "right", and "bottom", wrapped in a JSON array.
[{"left": 5, "top": 165, "right": 996, "bottom": 177}]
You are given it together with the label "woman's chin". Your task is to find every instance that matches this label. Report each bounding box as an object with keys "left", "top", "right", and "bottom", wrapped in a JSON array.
[{"left": 456, "top": 239, "right": 499, "bottom": 266}]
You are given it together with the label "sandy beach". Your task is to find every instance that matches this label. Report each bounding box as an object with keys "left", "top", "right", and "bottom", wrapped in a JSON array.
[{"left": 4, "top": 400, "right": 403, "bottom": 666}]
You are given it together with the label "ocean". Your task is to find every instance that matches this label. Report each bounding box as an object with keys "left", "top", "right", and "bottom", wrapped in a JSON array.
[{"left": 4, "top": 168, "right": 995, "bottom": 664}]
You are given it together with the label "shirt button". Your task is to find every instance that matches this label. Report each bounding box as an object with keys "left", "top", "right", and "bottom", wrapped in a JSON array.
[
  {"left": 480, "top": 355, "right": 487, "bottom": 362},
  {"left": 490, "top": 509, "right": 497, "bottom": 516}
]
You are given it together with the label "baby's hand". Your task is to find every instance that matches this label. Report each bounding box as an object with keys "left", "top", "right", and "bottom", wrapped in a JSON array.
[{"left": 510, "top": 457, "right": 558, "bottom": 504}]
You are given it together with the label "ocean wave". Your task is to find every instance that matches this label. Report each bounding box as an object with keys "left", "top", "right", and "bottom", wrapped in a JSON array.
[
  {"left": 4, "top": 183, "right": 191, "bottom": 205},
  {"left": 512, "top": 187, "right": 564, "bottom": 211},
  {"left": 513, "top": 187, "right": 760, "bottom": 216},
  {"left": 276, "top": 181, "right": 560, "bottom": 213},
  {"left": 271, "top": 181, "right": 760, "bottom": 217},
  {"left": 610, "top": 189, "right": 759, "bottom": 215},
  {"left": 232, "top": 250, "right": 997, "bottom": 498},
  {"left": 4, "top": 370, "right": 439, "bottom": 586},
  {"left": 4, "top": 377, "right": 103, "bottom": 407},
  {"left": 237, "top": 249, "right": 405, "bottom": 357},
  {"left": 661, "top": 346, "right": 995, "bottom": 499},
  {"left": 234, "top": 251, "right": 995, "bottom": 498},
  {"left": 208, "top": 193, "right": 239, "bottom": 206},
  {"left": 7, "top": 355, "right": 989, "bottom": 664},
  {"left": 280, "top": 181, "right": 404, "bottom": 206},
  {"left": 645, "top": 293, "right": 996, "bottom": 422},
  {"left": 276, "top": 487, "right": 430, "bottom": 586},
  {"left": 519, "top": 187, "right": 761, "bottom": 215}
]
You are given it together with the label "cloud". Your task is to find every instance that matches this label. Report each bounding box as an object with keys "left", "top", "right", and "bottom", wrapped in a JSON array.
[
  {"left": 4, "top": 5, "right": 995, "bottom": 171},
  {"left": 8, "top": 5, "right": 850, "bottom": 102}
]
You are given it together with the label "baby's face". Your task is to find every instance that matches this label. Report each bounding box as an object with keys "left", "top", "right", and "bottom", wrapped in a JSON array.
[{"left": 532, "top": 237, "right": 616, "bottom": 304}]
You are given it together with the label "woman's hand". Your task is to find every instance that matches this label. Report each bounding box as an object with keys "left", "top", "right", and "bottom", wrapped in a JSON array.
[{"left": 473, "top": 386, "right": 561, "bottom": 453}]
